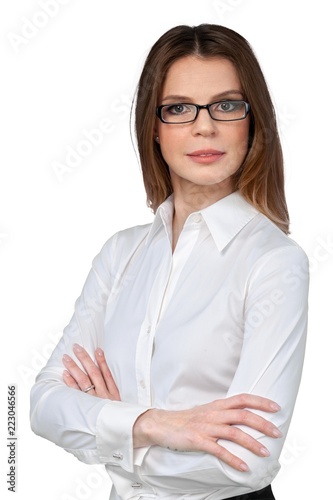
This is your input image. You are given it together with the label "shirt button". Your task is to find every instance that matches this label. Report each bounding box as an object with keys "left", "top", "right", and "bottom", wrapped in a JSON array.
[
  {"left": 140, "top": 380, "right": 146, "bottom": 389},
  {"left": 193, "top": 214, "right": 202, "bottom": 223},
  {"left": 146, "top": 325, "right": 151, "bottom": 334},
  {"left": 131, "top": 483, "right": 142, "bottom": 488},
  {"left": 112, "top": 452, "right": 123, "bottom": 460}
]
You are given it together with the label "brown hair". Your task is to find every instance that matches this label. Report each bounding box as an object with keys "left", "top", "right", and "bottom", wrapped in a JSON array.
[{"left": 134, "top": 24, "right": 290, "bottom": 234}]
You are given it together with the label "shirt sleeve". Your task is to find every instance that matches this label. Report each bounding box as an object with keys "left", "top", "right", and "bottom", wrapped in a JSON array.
[
  {"left": 30, "top": 232, "right": 150, "bottom": 473},
  {"left": 215, "top": 243, "right": 309, "bottom": 490}
]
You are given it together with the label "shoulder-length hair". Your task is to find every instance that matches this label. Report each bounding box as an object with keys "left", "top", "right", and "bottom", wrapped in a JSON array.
[{"left": 134, "top": 24, "right": 289, "bottom": 234}]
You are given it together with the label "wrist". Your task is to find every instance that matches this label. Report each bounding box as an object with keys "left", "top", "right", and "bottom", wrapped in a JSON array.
[
  {"left": 133, "top": 409, "right": 155, "bottom": 448},
  {"left": 133, "top": 408, "right": 164, "bottom": 448}
]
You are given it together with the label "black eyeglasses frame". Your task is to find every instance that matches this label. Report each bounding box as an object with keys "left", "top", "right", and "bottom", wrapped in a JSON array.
[{"left": 156, "top": 100, "right": 251, "bottom": 124}]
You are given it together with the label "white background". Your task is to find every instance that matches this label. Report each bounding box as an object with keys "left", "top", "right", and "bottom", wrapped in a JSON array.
[{"left": 1, "top": 1, "right": 332, "bottom": 499}]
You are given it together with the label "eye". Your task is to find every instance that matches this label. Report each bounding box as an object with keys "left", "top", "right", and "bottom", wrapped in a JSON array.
[
  {"left": 164, "top": 103, "right": 192, "bottom": 115},
  {"left": 214, "top": 100, "right": 242, "bottom": 113}
]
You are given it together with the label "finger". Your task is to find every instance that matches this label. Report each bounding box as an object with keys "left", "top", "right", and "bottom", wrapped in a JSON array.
[
  {"left": 63, "top": 370, "right": 81, "bottom": 390},
  {"left": 202, "top": 439, "right": 250, "bottom": 472},
  {"left": 62, "top": 354, "right": 95, "bottom": 394},
  {"left": 72, "top": 344, "right": 109, "bottom": 397},
  {"left": 219, "top": 409, "right": 282, "bottom": 439},
  {"left": 213, "top": 424, "right": 271, "bottom": 458},
  {"left": 72, "top": 344, "right": 102, "bottom": 382},
  {"left": 95, "top": 348, "right": 120, "bottom": 400},
  {"left": 221, "top": 394, "right": 281, "bottom": 413}
]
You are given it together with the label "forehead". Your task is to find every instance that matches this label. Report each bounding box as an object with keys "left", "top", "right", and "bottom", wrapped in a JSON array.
[{"left": 161, "top": 56, "right": 242, "bottom": 101}]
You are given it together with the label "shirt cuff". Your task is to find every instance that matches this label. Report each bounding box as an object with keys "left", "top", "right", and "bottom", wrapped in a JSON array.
[{"left": 96, "top": 401, "right": 150, "bottom": 472}]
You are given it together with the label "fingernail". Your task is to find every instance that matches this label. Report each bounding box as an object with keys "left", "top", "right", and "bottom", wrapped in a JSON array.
[
  {"left": 240, "top": 463, "right": 249, "bottom": 472},
  {"left": 95, "top": 348, "right": 104, "bottom": 356},
  {"left": 73, "top": 343, "right": 82, "bottom": 352},
  {"left": 260, "top": 447, "right": 270, "bottom": 457},
  {"left": 63, "top": 354, "right": 71, "bottom": 362},
  {"left": 272, "top": 428, "right": 283, "bottom": 438},
  {"left": 270, "top": 402, "right": 281, "bottom": 411},
  {"left": 63, "top": 370, "right": 70, "bottom": 377}
]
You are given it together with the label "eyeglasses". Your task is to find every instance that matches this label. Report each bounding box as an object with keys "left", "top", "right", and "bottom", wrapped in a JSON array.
[{"left": 156, "top": 100, "right": 250, "bottom": 124}]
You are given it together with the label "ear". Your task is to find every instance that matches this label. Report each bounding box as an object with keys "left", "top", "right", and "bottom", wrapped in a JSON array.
[{"left": 153, "top": 125, "right": 160, "bottom": 143}]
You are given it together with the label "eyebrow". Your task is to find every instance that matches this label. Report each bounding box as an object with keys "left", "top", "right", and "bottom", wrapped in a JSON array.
[{"left": 161, "top": 90, "right": 244, "bottom": 103}]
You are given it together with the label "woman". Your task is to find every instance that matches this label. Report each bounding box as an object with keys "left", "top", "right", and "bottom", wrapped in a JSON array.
[{"left": 30, "top": 24, "right": 309, "bottom": 500}]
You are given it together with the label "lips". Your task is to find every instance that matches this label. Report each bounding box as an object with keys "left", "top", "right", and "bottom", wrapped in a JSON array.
[{"left": 187, "top": 149, "right": 225, "bottom": 164}]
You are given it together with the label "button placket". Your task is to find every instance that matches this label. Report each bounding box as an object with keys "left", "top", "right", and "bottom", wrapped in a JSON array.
[
  {"left": 135, "top": 217, "right": 201, "bottom": 407},
  {"left": 135, "top": 255, "right": 173, "bottom": 406}
]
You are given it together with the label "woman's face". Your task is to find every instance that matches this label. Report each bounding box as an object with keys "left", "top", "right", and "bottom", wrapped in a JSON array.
[{"left": 156, "top": 56, "right": 250, "bottom": 197}]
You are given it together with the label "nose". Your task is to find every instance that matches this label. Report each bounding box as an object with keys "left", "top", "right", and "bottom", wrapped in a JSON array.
[{"left": 191, "top": 107, "right": 218, "bottom": 136}]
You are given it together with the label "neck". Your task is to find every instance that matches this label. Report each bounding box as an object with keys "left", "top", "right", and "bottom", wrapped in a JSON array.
[{"left": 171, "top": 181, "right": 235, "bottom": 252}]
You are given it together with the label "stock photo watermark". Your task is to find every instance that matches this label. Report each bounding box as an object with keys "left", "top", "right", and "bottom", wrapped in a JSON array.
[
  {"left": 280, "top": 437, "right": 307, "bottom": 468},
  {"left": 277, "top": 107, "right": 296, "bottom": 136},
  {"left": 307, "top": 234, "right": 333, "bottom": 272},
  {"left": 17, "top": 262, "right": 136, "bottom": 387},
  {"left": 0, "top": 232, "right": 8, "bottom": 247},
  {"left": 213, "top": 0, "right": 246, "bottom": 18},
  {"left": 17, "top": 330, "right": 62, "bottom": 386},
  {"left": 60, "top": 465, "right": 110, "bottom": 500},
  {"left": 51, "top": 93, "right": 132, "bottom": 182},
  {"left": 7, "top": 0, "right": 72, "bottom": 53},
  {"left": 251, "top": 435, "right": 307, "bottom": 486},
  {"left": 6, "top": 385, "right": 17, "bottom": 492}
]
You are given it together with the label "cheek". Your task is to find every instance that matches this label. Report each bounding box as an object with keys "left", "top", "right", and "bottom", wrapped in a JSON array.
[
  {"left": 159, "top": 129, "right": 185, "bottom": 159},
  {"left": 229, "top": 124, "right": 250, "bottom": 157}
]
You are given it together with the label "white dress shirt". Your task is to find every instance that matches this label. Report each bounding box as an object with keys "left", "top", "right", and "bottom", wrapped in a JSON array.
[{"left": 30, "top": 191, "right": 309, "bottom": 500}]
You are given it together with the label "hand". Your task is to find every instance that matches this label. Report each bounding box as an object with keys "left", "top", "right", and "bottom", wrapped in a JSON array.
[
  {"left": 133, "top": 394, "right": 282, "bottom": 472},
  {"left": 62, "top": 343, "right": 120, "bottom": 401}
]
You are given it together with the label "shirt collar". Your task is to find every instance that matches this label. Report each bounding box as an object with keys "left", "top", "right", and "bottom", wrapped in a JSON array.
[
  {"left": 146, "top": 191, "right": 259, "bottom": 252},
  {"left": 200, "top": 191, "right": 259, "bottom": 252},
  {"left": 146, "top": 194, "right": 175, "bottom": 246}
]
